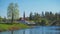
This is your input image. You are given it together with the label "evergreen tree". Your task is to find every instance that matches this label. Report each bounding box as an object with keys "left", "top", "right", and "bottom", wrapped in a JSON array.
[
  {"left": 29, "top": 12, "right": 33, "bottom": 20},
  {"left": 23, "top": 11, "right": 25, "bottom": 20}
]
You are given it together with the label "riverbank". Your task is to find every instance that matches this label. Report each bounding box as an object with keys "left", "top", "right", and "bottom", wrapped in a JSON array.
[{"left": 0, "top": 23, "right": 29, "bottom": 32}]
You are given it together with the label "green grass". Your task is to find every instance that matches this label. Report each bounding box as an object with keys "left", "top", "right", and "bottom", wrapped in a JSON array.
[{"left": 0, "top": 23, "right": 29, "bottom": 32}]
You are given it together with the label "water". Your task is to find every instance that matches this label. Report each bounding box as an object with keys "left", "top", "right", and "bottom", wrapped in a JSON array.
[{"left": 0, "top": 26, "right": 60, "bottom": 34}]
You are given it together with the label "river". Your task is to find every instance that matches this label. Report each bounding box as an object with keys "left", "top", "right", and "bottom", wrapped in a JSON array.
[{"left": 0, "top": 26, "right": 60, "bottom": 34}]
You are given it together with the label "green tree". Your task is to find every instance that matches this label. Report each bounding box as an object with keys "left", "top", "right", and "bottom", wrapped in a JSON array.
[
  {"left": 3, "top": 17, "right": 6, "bottom": 22},
  {"left": 45, "top": 11, "right": 50, "bottom": 19},
  {"left": 41, "top": 11, "right": 44, "bottom": 18},
  {"left": 29, "top": 12, "right": 33, "bottom": 20},
  {"left": 33, "top": 13, "right": 41, "bottom": 24},
  {"left": 40, "top": 19, "right": 46, "bottom": 26},
  {"left": 23, "top": 11, "right": 25, "bottom": 20},
  {"left": 14, "top": 3, "right": 19, "bottom": 19},
  {"left": 49, "top": 11, "right": 54, "bottom": 21},
  {"left": 0, "top": 16, "right": 3, "bottom": 23},
  {"left": 55, "top": 13, "right": 60, "bottom": 20},
  {"left": 7, "top": 3, "right": 19, "bottom": 23}
]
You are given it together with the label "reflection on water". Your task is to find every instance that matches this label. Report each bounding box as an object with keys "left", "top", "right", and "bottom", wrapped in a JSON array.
[{"left": 0, "top": 26, "right": 60, "bottom": 34}]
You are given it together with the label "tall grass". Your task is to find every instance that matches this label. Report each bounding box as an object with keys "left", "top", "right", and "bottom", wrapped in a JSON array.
[{"left": 0, "top": 23, "right": 28, "bottom": 32}]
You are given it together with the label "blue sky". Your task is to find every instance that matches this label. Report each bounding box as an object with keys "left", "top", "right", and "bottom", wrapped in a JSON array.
[{"left": 0, "top": 0, "right": 60, "bottom": 17}]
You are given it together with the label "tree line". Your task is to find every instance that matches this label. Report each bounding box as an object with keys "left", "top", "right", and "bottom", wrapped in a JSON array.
[
  {"left": 0, "top": 3, "right": 60, "bottom": 26},
  {"left": 24, "top": 11, "right": 60, "bottom": 26}
]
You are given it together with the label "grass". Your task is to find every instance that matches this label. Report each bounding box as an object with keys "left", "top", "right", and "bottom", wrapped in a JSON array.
[{"left": 0, "top": 23, "right": 29, "bottom": 32}]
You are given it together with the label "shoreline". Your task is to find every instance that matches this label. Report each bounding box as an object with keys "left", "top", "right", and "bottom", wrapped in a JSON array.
[{"left": 0, "top": 23, "right": 29, "bottom": 32}]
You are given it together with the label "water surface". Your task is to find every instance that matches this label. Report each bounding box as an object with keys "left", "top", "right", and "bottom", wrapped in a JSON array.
[{"left": 0, "top": 26, "right": 60, "bottom": 34}]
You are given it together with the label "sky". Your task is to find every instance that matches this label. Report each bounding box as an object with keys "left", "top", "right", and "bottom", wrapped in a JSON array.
[{"left": 0, "top": 0, "right": 60, "bottom": 17}]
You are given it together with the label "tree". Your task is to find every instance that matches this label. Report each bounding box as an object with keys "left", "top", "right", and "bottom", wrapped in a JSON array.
[
  {"left": 45, "top": 11, "right": 53, "bottom": 20},
  {"left": 3, "top": 17, "right": 6, "bottom": 22},
  {"left": 14, "top": 3, "right": 19, "bottom": 19},
  {"left": 33, "top": 13, "right": 41, "bottom": 23},
  {"left": 40, "top": 19, "right": 46, "bottom": 26},
  {"left": 41, "top": 11, "right": 44, "bottom": 18},
  {"left": 29, "top": 12, "right": 33, "bottom": 20},
  {"left": 55, "top": 13, "right": 60, "bottom": 20},
  {"left": 7, "top": 3, "right": 19, "bottom": 23},
  {"left": 45, "top": 11, "right": 50, "bottom": 19},
  {"left": 23, "top": 11, "right": 25, "bottom": 20},
  {"left": 0, "top": 16, "right": 3, "bottom": 23},
  {"left": 49, "top": 11, "right": 54, "bottom": 21}
]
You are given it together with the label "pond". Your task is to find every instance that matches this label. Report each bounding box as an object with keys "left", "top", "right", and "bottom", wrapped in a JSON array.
[{"left": 0, "top": 26, "right": 60, "bottom": 34}]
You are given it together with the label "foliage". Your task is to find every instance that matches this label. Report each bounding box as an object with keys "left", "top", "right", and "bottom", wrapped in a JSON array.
[
  {"left": 33, "top": 13, "right": 40, "bottom": 22},
  {"left": 29, "top": 12, "right": 33, "bottom": 20},
  {"left": 0, "top": 16, "right": 3, "bottom": 23},
  {"left": 28, "top": 11, "right": 60, "bottom": 26},
  {"left": 7, "top": 3, "right": 19, "bottom": 23},
  {"left": 23, "top": 11, "right": 25, "bottom": 20}
]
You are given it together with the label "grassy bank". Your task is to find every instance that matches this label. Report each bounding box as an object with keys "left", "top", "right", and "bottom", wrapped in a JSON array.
[{"left": 0, "top": 23, "right": 29, "bottom": 32}]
